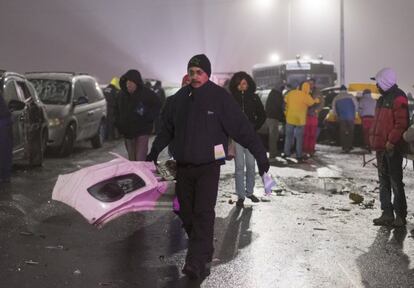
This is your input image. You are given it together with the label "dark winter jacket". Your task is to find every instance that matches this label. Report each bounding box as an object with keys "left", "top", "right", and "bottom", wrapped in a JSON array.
[
  {"left": 103, "top": 84, "right": 119, "bottom": 119},
  {"left": 114, "top": 70, "right": 161, "bottom": 139},
  {"left": 229, "top": 72, "right": 266, "bottom": 130},
  {"left": 369, "top": 85, "right": 409, "bottom": 151},
  {"left": 265, "top": 89, "right": 285, "bottom": 122},
  {"left": 0, "top": 92, "right": 11, "bottom": 120},
  {"left": 149, "top": 80, "right": 268, "bottom": 166}
]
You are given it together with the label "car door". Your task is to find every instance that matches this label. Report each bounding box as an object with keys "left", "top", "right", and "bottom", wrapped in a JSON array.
[
  {"left": 3, "top": 79, "right": 27, "bottom": 156},
  {"left": 72, "top": 79, "right": 90, "bottom": 141},
  {"left": 79, "top": 77, "right": 105, "bottom": 138}
]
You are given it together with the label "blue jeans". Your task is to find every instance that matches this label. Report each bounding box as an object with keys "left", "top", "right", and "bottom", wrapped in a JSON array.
[
  {"left": 376, "top": 150, "right": 407, "bottom": 218},
  {"left": 284, "top": 123, "right": 305, "bottom": 158},
  {"left": 234, "top": 142, "right": 256, "bottom": 199},
  {"left": 0, "top": 118, "right": 13, "bottom": 181}
]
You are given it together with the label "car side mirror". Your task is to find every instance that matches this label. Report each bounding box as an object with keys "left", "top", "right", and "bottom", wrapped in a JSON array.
[
  {"left": 8, "top": 99, "right": 26, "bottom": 111},
  {"left": 74, "top": 96, "right": 88, "bottom": 105}
]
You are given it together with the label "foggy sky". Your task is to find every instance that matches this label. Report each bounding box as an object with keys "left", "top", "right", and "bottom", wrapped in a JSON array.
[{"left": 1, "top": 0, "right": 413, "bottom": 92}]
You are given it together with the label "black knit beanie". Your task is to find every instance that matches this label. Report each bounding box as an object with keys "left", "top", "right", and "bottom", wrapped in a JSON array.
[{"left": 187, "top": 54, "right": 211, "bottom": 77}]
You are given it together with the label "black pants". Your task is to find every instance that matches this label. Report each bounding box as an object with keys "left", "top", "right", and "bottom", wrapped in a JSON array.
[
  {"left": 376, "top": 150, "right": 407, "bottom": 218},
  {"left": 0, "top": 119, "right": 12, "bottom": 181},
  {"left": 339, "top": 120, "right": 354, "bottom": 151},
  {"left": 175, "top": 161, "right": 221, "bottom": 269}
]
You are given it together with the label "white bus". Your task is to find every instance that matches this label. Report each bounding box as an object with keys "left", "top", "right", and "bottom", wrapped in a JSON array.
[{"left": 252, "top": 59, "right": 337, "bottom": 90}]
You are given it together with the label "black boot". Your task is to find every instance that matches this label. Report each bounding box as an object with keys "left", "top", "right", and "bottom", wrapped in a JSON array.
[
  {"left": 182, "top": 263, "right": 200, "bottom": 279},
  {"left": 392, "top": 215, "right": 407, "bottom": 227},
  {"left": 373, "top": 211, "right": 394, "bottom": 226}
]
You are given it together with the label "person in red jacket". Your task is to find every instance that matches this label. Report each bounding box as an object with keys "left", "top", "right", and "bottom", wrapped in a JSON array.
[{"left": 369, "top": 68, "right": 409, "bottom": 227}]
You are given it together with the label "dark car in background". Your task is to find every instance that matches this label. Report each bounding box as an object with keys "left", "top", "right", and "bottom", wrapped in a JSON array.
[
  {"left": 26, "top": 72, "right": 107, "bottom": 157},
  {"left": 0, "top": 70, "right": 49, "bottom": 166}
]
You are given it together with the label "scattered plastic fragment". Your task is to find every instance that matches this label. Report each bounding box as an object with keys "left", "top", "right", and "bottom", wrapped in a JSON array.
[
  {"left": 25, "top": 260, "right": 39, "bottom": 265},
  {"left": 45, "top": 245, "right": 64, "bottom": 250},
  {"left": 73, "top": 269, "right": 81, "bottom": 276},
  {"left": 338, "top": 208, "right": 351, "bottom": 212}
]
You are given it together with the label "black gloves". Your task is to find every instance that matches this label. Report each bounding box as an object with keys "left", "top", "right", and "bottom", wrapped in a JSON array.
[
  {"left": 258, "top": 160, "right": 270, "bottom": 177},
  {"left": 146, "top": 150, "right": 159, "bottom": 165}
]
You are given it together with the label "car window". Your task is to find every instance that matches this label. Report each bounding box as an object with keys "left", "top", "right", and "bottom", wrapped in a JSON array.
[
  {"left": 26, "top": 81, "right": 40, "bottom": 102},
  {"left": 73, "top": 80, "right": 86, "bottom": 103},
  {"left": 30, "top": 79, "right": 71, "bottom": 105},
  {"left": 164, "top": 86, "right": 180, "bottom": 98},
  {"left": 15, "top": 81, "right": 32, "bottom": 101},
  {"left": 3, "top": 80, "right": 21, "bottom": 103},
  {"left": 80, "top": 78, "right": 104, "bottom": 103}
]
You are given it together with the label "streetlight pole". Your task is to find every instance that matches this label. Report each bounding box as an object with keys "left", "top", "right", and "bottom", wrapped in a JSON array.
[{"left": 340, "top": 0, "right": 345, "bottom": 85}]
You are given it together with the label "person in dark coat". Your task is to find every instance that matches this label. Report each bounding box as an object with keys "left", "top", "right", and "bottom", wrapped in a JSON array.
[
  {"left": 332, "top": 85, "right": 358, "bottom": 153},
  {"left": 265, "top": 87, "right": 285, "bottom": 159},
  {"left": 114, "top": 69, "right": 161, "bottom": 161},
  {"left": 370, "top": 68, "right": 409, "bottom": 227},
  {"left": 146, "top": 54, "right": 269, "bottom": 279},
  {"left": 0, "top": 91, "right": 12, "bottom": 185},
  {"left": 229, "top": 71, "right": 266, "bottom": 208},
  {"left": 103, "top": 77, "right": 120, "bottom": 140}
]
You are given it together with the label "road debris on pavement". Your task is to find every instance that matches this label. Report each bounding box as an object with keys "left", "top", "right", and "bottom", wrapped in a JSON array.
[{"left": 349, "top": 192, "right": 364, "bottom": 204}]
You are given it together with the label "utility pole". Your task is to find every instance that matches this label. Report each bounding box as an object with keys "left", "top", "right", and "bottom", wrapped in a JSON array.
[{"left": 340, "top": 0, "right": 345, "bottom": 85}]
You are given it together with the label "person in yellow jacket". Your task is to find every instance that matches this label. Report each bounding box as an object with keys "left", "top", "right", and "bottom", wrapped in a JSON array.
[{"left": 283, "top": 81, "right": 320, "bottom": 161}]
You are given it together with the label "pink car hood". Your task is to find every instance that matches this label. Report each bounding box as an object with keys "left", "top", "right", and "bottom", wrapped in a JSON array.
[{"left": 52, "top": 154, "right": 169, "bottom": 227}]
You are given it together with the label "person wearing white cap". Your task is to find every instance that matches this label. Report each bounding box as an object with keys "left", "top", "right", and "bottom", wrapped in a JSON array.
[{"left": 370, "top": 68, "right": 409, "bottom": 227}]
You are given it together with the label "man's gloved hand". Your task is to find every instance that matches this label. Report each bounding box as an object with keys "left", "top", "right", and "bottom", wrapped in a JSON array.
[
  {"left": 258, "top": 160, "right": 270, "bottom": 176},
  {"left": 146, "top": 150, "right": 159, "bottom": 165}
]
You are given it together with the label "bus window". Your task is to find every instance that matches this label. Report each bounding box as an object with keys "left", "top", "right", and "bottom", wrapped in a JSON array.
[
  {"left": 286, "top": 74, "right": 307, "bottom": 89},
  {"left": 252, "top": 59, "right": 336, "bottom": 90}
]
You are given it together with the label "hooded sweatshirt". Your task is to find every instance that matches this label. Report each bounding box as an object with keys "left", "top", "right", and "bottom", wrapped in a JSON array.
[
  {"left": 358, "top": 92, "right": 376, "bottom": 117},
  {"left": 114, "top": 70, "right": 161, "bottom": 139},
  {"left": 284, "top": 82, "right": 318, "bottom": 126},
  {"left": 229, "top": 72, "right": 266, "bottom": 130}
]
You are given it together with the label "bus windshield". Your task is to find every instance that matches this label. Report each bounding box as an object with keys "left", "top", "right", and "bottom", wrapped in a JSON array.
[{"left": 252, "top": 59, "right": 337, "bottom": 90}]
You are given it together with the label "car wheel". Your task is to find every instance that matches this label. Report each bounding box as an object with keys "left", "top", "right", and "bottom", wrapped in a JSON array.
[
  {"left": 60, "top": 124, "right": 75, "bottom": 157},
  {"left": 91, "top": 120, "right": 105, "bottom": 149},
  {"left": 29, "top": 129, "right": 46, "bottom": 167}
]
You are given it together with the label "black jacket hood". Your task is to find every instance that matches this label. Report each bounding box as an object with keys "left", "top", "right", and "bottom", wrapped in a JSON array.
[
  {"left": 120, "top": 69, "right": 144, "bottom": 93},
  {"left": 229, "top": 71, "right": 256, "bottom": 95}
]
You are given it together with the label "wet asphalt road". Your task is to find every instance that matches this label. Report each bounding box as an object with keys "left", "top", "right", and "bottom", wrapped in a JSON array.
[{"left": 0, "top": 139, "right": 414, "bottom": 288}]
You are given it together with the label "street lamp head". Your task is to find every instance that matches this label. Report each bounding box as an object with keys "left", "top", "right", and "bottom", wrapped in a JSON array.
[{"left": 269, "top": 53, "right": 280, "bottom": 63}]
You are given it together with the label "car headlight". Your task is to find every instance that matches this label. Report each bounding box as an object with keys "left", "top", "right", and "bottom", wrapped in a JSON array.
[{"left": 48, "top": 118, "right": 63, "bottom": 127}]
